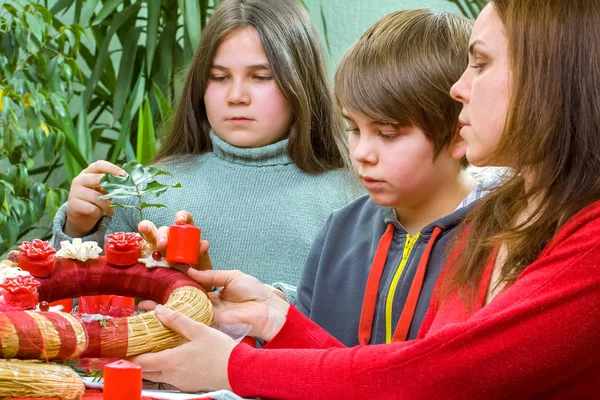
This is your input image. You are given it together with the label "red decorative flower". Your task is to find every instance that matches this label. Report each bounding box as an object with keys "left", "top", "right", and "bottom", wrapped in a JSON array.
[
  {"left": 18, "top": 239, "right": 56, "bottom": 260},
  {"left": 105, "top": 232, "right": 144, "bottom": 251},
  {"left": 0, "top": 275, "right": 41, "bottom": 294}
]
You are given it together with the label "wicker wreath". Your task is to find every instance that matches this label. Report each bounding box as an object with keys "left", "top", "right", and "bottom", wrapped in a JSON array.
[{"left": 0, "top": 255, "right": 213, "bottom": 399}]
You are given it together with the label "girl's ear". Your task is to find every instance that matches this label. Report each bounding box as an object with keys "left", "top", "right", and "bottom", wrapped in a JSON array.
[{"left": 448, "top": 126, "right": 468, "bottom": 160}]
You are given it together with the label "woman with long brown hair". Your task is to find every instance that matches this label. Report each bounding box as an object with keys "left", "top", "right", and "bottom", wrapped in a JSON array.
[{"left": 133, "top": 1, "right": 600, "bottom": 397}]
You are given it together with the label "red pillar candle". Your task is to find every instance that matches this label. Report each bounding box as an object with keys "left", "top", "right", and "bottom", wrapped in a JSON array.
[
  {"left": 103, "top": 359, "right": 142, "bottom": 400},
  {"left": 166, "top": 224, "right": 201, "bottom": 265}
]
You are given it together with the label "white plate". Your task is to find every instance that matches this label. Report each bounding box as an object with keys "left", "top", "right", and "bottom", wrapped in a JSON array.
[{"left": 82, "top": 377, "right": 230, "bottom": 399}]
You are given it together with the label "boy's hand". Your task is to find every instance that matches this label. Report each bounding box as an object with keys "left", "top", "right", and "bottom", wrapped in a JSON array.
[
  {"left": 65, "top": 161, "right": 126, "bottom": 237},
  {"left": 137, "top": 210, "right": 213, "bottom": 271}
]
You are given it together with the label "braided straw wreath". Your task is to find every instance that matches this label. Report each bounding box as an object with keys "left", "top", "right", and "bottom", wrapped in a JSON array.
[{"left": 0, "top": 245, "right": 213, "bottom": 399}]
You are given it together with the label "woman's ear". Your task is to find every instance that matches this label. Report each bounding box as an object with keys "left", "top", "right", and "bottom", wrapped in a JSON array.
[{"left": 448, "top": 126, "right": 468, "bottom": 160}]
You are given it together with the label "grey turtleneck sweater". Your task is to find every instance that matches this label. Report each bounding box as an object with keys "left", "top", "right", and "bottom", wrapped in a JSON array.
[{"left": 52, "top": 132, "right": 364, "bottom": 301}]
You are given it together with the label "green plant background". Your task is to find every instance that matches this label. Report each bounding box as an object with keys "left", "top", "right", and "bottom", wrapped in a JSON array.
[{"left": 0, "top": 0, "right": 483, "bottom": 255}]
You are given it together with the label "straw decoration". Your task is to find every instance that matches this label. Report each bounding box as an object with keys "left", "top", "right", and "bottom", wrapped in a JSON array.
[
  {"left": 0, "top": 358, "right": 85, "bottom": 400},
  {"left": 1, "top": 244, "right": 213, "bottom": 399},
  {"left": 126, "top": 286, "right": 213, "bottom": 355},
  {"left": 1, "top": 257, "right": 213, "bottom": 360}
]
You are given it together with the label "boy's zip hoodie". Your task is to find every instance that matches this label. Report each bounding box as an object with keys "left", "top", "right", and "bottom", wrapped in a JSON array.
[{"left": 296, "top": 187, "right": 482, "bottom": 346}]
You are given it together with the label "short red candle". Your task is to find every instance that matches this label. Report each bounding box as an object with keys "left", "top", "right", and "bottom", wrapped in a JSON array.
[
  {"left": 166, "top": 224, "right": 201, "bottom": 265},
  {"left": 4, "top": 290, "right": 39, "bottom": 310},
  {"left": 104, "top": 246, "right": 141, "bottom": 267},
  {"left": 103, "top": 359, "right": 142, "bottom": 400},
  {"left": 18, "top": 253, "right": 56, "bottom": 277}
]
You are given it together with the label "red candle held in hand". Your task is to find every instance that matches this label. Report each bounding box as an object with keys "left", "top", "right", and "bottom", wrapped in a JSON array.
[
  {"left": 166, "top": 224, "right": 201, "bottom": 265},
  {"left": 103, "top": 359, "right": 142, "bottom": 400}
]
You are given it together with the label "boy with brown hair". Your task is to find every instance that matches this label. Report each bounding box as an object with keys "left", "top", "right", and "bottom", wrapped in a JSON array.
[{"left": 295, "top": 9, "right": 492, "bottom": 345}]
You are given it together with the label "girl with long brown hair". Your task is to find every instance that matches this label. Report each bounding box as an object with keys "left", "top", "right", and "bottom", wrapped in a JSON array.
[
  {"left": 133, "top": 0, "right": 600, "bottom": 398},
  {"left": 52, "top": 0, "right": 361, "bottom": 301}
]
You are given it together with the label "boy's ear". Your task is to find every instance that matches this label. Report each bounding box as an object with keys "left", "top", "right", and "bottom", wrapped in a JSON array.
[{"left": 448, "top": 126, "right": 467, "bottom": 160}]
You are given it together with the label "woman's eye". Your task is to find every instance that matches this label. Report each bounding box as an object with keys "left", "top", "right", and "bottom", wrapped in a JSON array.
[
  {"left": 345, "top": 127, "right": 360, "bottom": 135},
  {"left": 469, "top": 63, "right": 486, "bottom": 73}
]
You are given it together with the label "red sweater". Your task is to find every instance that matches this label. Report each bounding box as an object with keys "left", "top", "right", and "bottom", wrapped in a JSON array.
[{"left": 228, "top": 201, "right": 600, "bottom": 399}]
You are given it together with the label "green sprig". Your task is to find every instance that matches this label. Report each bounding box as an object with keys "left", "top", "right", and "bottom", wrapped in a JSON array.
[{"left": 98, "top": 160, "right": 181, "bottom": 222}]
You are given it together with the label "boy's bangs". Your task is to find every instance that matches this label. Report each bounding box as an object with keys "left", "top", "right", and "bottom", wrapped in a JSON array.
[{"left": 335, "top": 60, "right": 419, "bottom": 128}]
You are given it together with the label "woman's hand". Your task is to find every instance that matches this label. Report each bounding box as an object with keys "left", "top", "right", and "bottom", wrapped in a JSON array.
[
  {"left": 65, "top": 160, "right": 126, "bottom": 237},
  {"left": 188, "top": 269, "right": 289, "bottom": 340},
  {"left": 138, "top": 269, "right": 290, "bottom": 341},
  {"left": 131, "top": 305, "right": 235, "bottom": 393},
  {"left": 138, "top": 210, "right": 213, "bottom": 271}
]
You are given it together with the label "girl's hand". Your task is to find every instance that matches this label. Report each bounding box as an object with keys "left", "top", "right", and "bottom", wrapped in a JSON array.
[
  {"left": 137, "top": 210, "right": 213, "bottom": 271},
  {"left": 131, "top": 305, "right": 234, "bottom": 393},
  {"left": 188, "top": 269, "right": 290, "bottom": 341},
  {"left": 65, "top": 161, "right": 126, "bottom": 237}
]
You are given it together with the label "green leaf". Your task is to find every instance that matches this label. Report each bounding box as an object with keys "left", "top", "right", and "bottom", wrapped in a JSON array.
[
  {"left": 25, "top": 13, "right": 44, "bottom": 43},
  {"left": 200, "top": 0, "right": 209, "bottom": 29},
  {"left": 50, "top": 0, "right": 75, "bottom": 15},
  {"left": 125, "top": 139, "right": 136, "bottom": 162},
  {"left": 76, "top": 101, "right": 93, "bottom": 162},
  {"left": 109, "top": 71, "right": 145, "bottom": 163},
  {"left": 183, "top": 0, "right": 202, "bottom": 52},
  {"left": 139, "top": 202, "right": 167, "bottom": 209},
  {"left": 24, "top": 107, "right": 41, "bottom": 132},
  {"left": 0, "top": 213, "right": 7, "bottom": 233},
  {"left": 146, "top": 0, "right": 161, "bottom": 76},
  {"left": 93, "top": 0, "right": 123, "bottom": 26},
  {"left": 14, "top": 164, "right": 29, "bottom": 195},
  {"left": 45, "top": 189, "right": 60, "bottom": 219},
  {"left": 46, "top": 100, "right": 86, "bottom": 180},
  {"left": 138, "top": 181, "right": 181, "bottom": 197},
  {"left": 108, "top": 202, "right": 141, "bottom": 209},
  {"left": 43, "top": 131, "right": 57, "bottom": 163},
  {"left": 113, "top": 26, "right": 142, "bottom": 123},
  {"left": 62, "top": 129, "right": 90, "bottom": 176},
  {"left": 1, "top": 219, "right": 19, "bottom": 248},
  {"left": 55, "top": 130, "right": 66, "bottom": 152},
  {"left": 50, "top": 93, "right": 67, "bottom": 117},
  {"left": 80, "top": 0, "right": 101, "bottom": 27},
  {"left": 83, "top": 3, "right": 141, "bottom": 108},
  {"left": 154, "top": 20, "right": 176, "bottom": 98},
  {"left": 27, "top": 199, "right": 39, "bottom": 224},
  {"left": 30, "top": 182, "right": 46, "bottom": 208},
  {"left": 129, "top": 164, "right": 170, "bottom": 187},
  {"left": 98, "top": 186, "right": 139, "bottom": 199},
  {"left": 46, "top": 56, "right": 64, "bottom": 93},
  {"left": 136, "top": 98, "right": 156, "bottom": 165},
  {"left": 152, "top": 82, "right": 172, "bottom": 123},
  {"left": 32, "top": 4, "right": 53, "bottom": 25},
  {"left": 98, "top": 161, "right": 180, "bottom": 211},
  {"left": 12, "top": 199, "right": 27, "bottom": 219}
]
